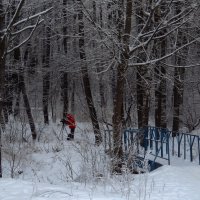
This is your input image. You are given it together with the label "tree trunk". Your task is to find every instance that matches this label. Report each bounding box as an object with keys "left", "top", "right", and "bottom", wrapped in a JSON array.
[
  {"left": 15, "top": 47, "right": 37, "bottom": 140},
  {"left": 97, "top": 4, "right": 106, "bottom": 110},
  {"left": 136, "top": 4, "right": 150, "bottom": 129},
  {"left": 61, "top": 73, "right": 69, "bottom": 116},
  {"left": 172, "top": 3, "right": 187, "bottom": 136},
  {"left": 42, "top": 26, "right": 51, "bottom": 124},
  {"left": 61, "top": 0, "right": 69, "bottom": 117},
  {"left": 112, "top": 64, "right": 126, "bottom": 173},
  {"left": 155, "top": 65, "right": 167, "bottom": 128},
  {"left": 77, "top": 0, "right": 102, "bottom": 145},
  {"left": 20, "top": 72, "right": 37, "bottom": 139},
  {"left": 0, "top": 0, "right": 4, "bottom": 177},
  {"left": 137, "top": 66, "right": 150, "bottom": 128},
  {"left": 14, "top": 84, "right": 21, "bottom": 117},
  {"left": 154, "top": 6, "right": 167, "bottom": 128},
  {"left": 71, "top": 80, "right": 75, "bottom": 114},
  {"left": 112, "top": 0, "right": 132, "bottom": 173},
  {"left": 0, "top": 1, "right": 6, "bottom": 129},
  {"left": 172, "top": 64, "right": 185, "bottom": 136}
]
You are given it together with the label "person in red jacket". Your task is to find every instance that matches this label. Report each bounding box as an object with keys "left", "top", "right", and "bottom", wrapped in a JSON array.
[{"left": 64, "top": 113, "right": 76, "bottom": 140}]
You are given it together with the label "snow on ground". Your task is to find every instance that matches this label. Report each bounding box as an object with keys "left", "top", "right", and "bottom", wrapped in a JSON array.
[
  {"left": 1, "top": 166, "right": 200, "bottom": 200},
  {"left": 1, "top": 122, "right": 200, "bottom": 200}
]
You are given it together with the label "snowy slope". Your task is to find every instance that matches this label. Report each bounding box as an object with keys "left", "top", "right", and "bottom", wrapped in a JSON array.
[
  {"left": 1, "top": 166, "right": 200, "bottom": 200},
  {"left": 141, "top": 166, "right": 200, "bottom": 200},
  {"left": 1, "top": 123, "right": 200, "bottom": 200}
]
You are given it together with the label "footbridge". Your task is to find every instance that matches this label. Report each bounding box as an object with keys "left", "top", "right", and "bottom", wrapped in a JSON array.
[{"left": 104, "top": 126, "right": 200, "bottom": 171}]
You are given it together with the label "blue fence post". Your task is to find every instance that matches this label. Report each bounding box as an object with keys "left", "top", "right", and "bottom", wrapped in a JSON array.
[
  {"left": 167, "top": 134, "right": 170, "bottom": 165},
  {"left": 166, "top": 131, "right": 170, "bottom": 154},
  {"left": 121, "top": 126, "right": 200, "bottom": 169},
  {"left": 177, "top": 133, "right": 184, "bottom": 158},
  {"left": 178, "top": 134, "right": 180, "bottom": 157},
  {"left": 124, "top": 130, "right": 128, "bottom": 152},
  {"left": 135, "top": 129, "right": 139, "bottom": 154},
  {"left": 198, "top": 136, "right": 200, "bottom": 165},
  {"left": 190, "top": 135, "right": 193, "bottom": 162},
  {"left": 160, "top": 129, "right": 164, "bottom": 158},
  {"left": 130, "top": 129, "right": 133, "bottom": 145},
  {"left": 155, "top": 127, "right": 159, "bottom": 155},
  {"left": 184, "top": 134, "right": 186, "bottom": 160},
  {"left": 172, "top": 136, "right": 175, "bottom": 156},
  {"left": 144, "top": 126, "right": 149, "bottom": 153},
  {"left": 150, "top": 126, "right": 153, "bottom": 149}
]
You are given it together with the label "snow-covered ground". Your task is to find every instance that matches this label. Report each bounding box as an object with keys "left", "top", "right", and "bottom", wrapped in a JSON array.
[
  {"left": 1, "top": 166, "right": 200, "bottom": 200},
  {"left": 1, "top": 122, "right": 200, "bottom": 200}
]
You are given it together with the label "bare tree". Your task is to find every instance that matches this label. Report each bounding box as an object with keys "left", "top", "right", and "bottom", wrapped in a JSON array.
[
  {"left": 0, "top": 0, "right": 52, "bottom": 178},
  {"left": 77, "top": 0, "right": 102, "bottom": 145},
  {"left": 154, "top": 3, "right": 167, "bottom": 128},
  {"left": 172, "top": 2, "right": 189, "bottom": 135},
  {"left": 112, "top": 0, "right": 133, "bottom": 173},
  {"left": 42, "top": 25, "right": 51, "bottom": 124},
  {"left": 61, "top": 0, "right": 69, "bottom": 117}
]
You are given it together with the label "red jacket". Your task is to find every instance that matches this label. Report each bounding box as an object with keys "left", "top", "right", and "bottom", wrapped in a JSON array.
[{"left": 65, "top": 114, "right": 76, "bottom": 129}]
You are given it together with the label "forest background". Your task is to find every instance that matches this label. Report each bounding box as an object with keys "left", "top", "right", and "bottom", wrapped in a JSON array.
[{"left": 1, "top": 0, "right": 200, "bottom": 174}]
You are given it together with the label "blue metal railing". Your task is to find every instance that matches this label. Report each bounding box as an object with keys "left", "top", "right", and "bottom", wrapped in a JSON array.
[{"left": 104, "top": 126, "right": 200, "bottom": 166}]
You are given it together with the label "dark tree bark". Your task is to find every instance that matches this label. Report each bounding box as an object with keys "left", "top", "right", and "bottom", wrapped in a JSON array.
[
  {"left": 172, "top": 62, "right": 185, "bottom": 136},
  {"left": 155, "top": 64, "right": 167, "bottom": 128},
  {"left": 136, "top": 3, "right": 150, "bottom": 129},
  {"left": 97, "top": 4, "right": 106, "bottom": 110},
  {"left": 15, "top": 47, "right": 37, "bottom": 140},
  {"left": 14, "top": 84, "right": 21, "bottom": 117},
  {"left": 0, "top": 0, "right": 4, "bottom": 178},
  {"left": 77, "top": 0, "right": 102, "bottom": 145},
  {"left": 3, "top": 71, "right": 19, "bottom": 123},
  {"left": 172, "top": 3, "right": 187, "bottom": 136},
  {"left": 136, "top": 67, "right": 150, "bottom": 128},
  {"left": 42, "top": 26, "right": 51, "bottom": 124},
  {"left": 154, "top": 5, "right": 167, "bottom": 128},
  {"left": 61, "top": 0, "right": 69, "bottom": 117},
  {"left": 0, "top": 0, "right": 6, "bottom": 130},
  {"left": 71, "top": 80, "right": 75, "bottom": 114},
  {"left": 20, "top": 72, "right": 37, "bottom": 139},
  {"left": 61, "top": 73, "right": 69, "bottom": 116},
  {"left": 112, "top": 0, "right": 132, "bottom": 173},
  {"left": 110, "top": 66, "right": 116, "bottom": 106}
]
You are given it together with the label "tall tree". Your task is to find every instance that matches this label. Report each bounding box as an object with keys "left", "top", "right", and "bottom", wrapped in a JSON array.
[
  {"left": 42, "top": 25, "right": 51, "bottom": 124},
  {"left": 0, "top": 0, "right": 4, "bottom": 178},
  {"left": 154, "top": 4, "right": 167, "bottom": 128},
  {"left": 0, "top": 0, "right": 6, "bottom": 129},
  {"left": 77, "top": 0, "right": 102, "bottom": 145},
  {"left": 136, "top": 1, "right": 150, "bottom": 129},
  {"left": 172, "top": 2, "right": 188, "bottom": 135},
  {"left": 112, "top": 0, "right": 133, "bottom": 173},
  {"left": 15, "top": 46, "right": 37, "bottom": 140},
  {"left": 0, "top": 0, "right": 52, "bottom": 178},
  {"left": 61, "top": 0, "right": 69, "bottom": 116}
]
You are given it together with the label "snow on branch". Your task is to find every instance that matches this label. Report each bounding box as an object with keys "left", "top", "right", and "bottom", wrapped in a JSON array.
[
  {"left": 7, "top": 17, "right": 42, "bottom": 54},
  {"left": 11, "top": 24, "right": 41, "bottom": 36},
  {"left": 6, "top": 0, "right": 25, "bottom": 31},
  {"left": 129, "top": 5, "right": 195, "bottom": 56},
  {"left": 12, "top": 7, "right": 53, "bottom": 28},
  {"left": 128, "top": 37, "right": 200, "bottom": 67},
  {"left": 0, "top": 1, "right": 53, "bottom": 55}
]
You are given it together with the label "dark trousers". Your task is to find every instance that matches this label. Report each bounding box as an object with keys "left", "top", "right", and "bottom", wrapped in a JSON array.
[{"left": 67, "top": 128, "right": 75, "bottom": 140}]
